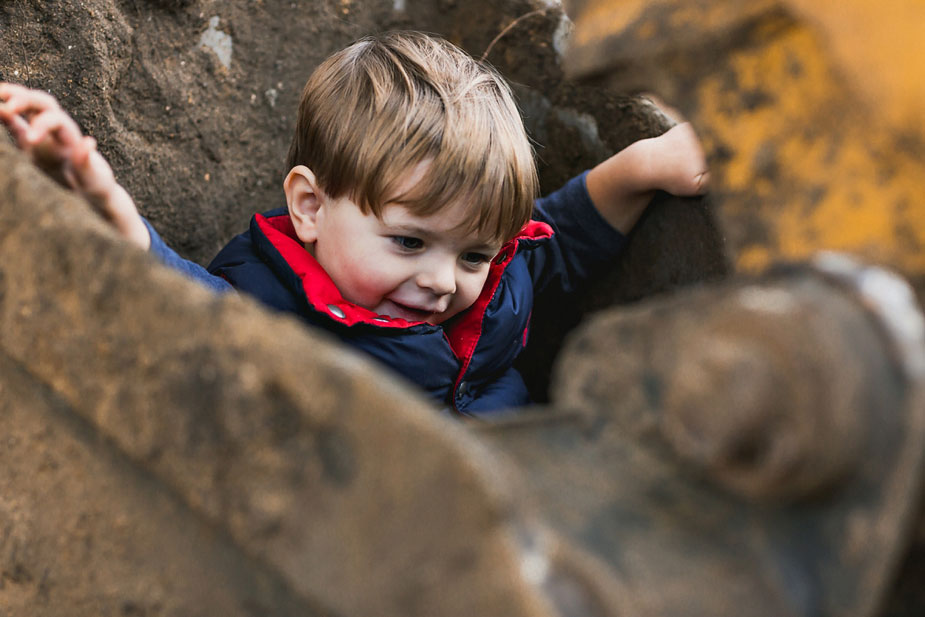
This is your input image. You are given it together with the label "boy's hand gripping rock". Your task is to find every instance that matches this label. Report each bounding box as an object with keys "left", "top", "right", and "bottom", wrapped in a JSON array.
[
  {"left": 586, "top": 121, "right": 709, "bottom": 235},
  {"left": 644, "top": 122, "right": 710, "bottom": 196},
  {"left": 0, "top": 83, "right": 150, "bottom": 249}
]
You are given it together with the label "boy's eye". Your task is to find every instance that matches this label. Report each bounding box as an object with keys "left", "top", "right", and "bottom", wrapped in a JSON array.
[
  {"left": 461, "top": 252, "right": 491, "bottom": 266},
  {"left": 392, "top": 236, "right": 424, "bottom": 251}
]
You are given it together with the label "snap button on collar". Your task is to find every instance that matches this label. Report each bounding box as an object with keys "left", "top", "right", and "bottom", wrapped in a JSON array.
[{"left": 327, "top": 304, "right": 346, "bottom": 319}]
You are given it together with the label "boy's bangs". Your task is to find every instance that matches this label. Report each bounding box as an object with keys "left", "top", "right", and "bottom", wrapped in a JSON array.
[
  {"left": 385, "top": 159, "right": 533, "bottom": 245},
  {"left": 366, "top": 105, "right": 537, "bottom": 244}
]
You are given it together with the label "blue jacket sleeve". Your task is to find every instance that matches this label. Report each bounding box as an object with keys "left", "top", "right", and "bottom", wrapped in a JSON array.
[
  {"left": 143, "top": 218, "right": 233, "bottom": 293},
  {"left": 458, "top": 366, "right": 532, "bottom": 418},
  {"left": 525, "top": 171, "right": 627, "bottom": 298}
]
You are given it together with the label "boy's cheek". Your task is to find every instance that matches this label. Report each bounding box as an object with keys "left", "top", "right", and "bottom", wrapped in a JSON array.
[
  {"left": 346, "top": 263, "right": 400, "bottom": 300},
  {"left": 452, "top": 285, "right": 484, "bottom": 315},
  {"left": 468, "top": 270, "right": 492, "bottom": 296}
]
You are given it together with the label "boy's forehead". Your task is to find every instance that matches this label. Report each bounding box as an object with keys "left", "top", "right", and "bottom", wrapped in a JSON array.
[{"left": 376, "top": 159, "right": 514, "bottom": 249}]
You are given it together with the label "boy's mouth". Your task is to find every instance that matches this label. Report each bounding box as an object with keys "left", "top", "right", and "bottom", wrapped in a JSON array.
[{"left": 380, "top": 299, "right": 442, "bottom": 323}]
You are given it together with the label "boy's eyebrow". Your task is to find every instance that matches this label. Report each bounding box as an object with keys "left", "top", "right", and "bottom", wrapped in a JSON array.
[
  {"left": 382, "top": 221, "right": 501, "bottom": 252},
  {"left": 382, "top": 223, "right": 437, "bottom": 238}
]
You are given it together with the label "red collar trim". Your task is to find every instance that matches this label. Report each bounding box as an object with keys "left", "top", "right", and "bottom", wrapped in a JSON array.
[
  {"left": 255, "top": 213, "right": 424, "bottom": 328},
  {"left": 254, "top": 212, "right": 554, "bottom": 358},
  {"left": 444, "top": 219, "right": 553, "bottom": 375}
]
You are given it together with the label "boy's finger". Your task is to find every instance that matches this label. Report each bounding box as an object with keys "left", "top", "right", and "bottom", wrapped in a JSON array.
[
  {"left": 75, "top": 142, "right": 116, "bottom": 200},
  {"left": 0, "top": 87, "right": 61, "bottom": 118},
  {"left": 26, "top": 109, "right": 82, "bottom": 151},
  {"left": 0, "top": 114, "right": 35, "bottom": 155},
  {"left": 0, "top": 81, "right": 31, "bottom": 95},
  {"left": 0, "top": 104, "right": 31, "bottom": 142},
  {"left": 644, "top": 93, "right": 687, "bottom": 124},
  {"left": 0, "top": 82, "right": 29, "bottom": 102},
  {"left": 73, "top": 136, "right": 105, "bottom": 188},
  {"left": 72, "top": 135, "right": 96, "bottom": 170},
  {"left": 9, "top": 86, "right": 60, "bottom": 110}
]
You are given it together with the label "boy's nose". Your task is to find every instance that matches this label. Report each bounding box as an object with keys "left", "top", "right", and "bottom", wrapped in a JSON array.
[{"left": 417, "top": 258, "right": 456, "bottom": 296}]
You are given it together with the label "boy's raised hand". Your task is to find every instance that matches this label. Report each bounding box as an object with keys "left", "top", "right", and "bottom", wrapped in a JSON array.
[
  {"left": 0, "top": 83, "right": 150, "bottom": 249},
  {"left": 586, "top": 121, "right": 709, "bottom": 235},
  {"left": 644, "top": 122, "right": 710, "bottom": 197}
]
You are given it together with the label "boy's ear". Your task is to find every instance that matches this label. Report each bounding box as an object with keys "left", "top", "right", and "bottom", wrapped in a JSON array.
[{"left": 284, "top": 165, "right": 325, "bottom": 244}]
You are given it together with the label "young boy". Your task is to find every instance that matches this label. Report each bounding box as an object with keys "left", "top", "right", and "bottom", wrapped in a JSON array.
[{"left": 0, "top": 31, "right": 707, "bottom": 415}]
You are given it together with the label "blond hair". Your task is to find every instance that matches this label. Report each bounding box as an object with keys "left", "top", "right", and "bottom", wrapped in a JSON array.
[{"left": 286, "top": 31, "right": 537, "bottom": 243}]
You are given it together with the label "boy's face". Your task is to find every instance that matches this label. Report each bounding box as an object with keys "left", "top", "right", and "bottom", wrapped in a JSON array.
[{"left": 312, "top": 193, "right": 502, "bottom": 325}]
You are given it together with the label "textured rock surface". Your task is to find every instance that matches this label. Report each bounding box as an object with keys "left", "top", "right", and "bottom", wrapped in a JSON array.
[{"left": 0, "top": 352, "right": 316, "bottom": 617}]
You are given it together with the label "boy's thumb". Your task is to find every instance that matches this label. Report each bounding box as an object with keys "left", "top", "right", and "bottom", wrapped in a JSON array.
[{"left": 694, "top": 171, "right": 710, "bottom": 194}]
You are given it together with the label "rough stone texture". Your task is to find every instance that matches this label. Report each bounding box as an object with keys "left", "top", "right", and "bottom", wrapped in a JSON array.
[
  {"left": 0, "top": 0, "right": 725, "bottom": 265},
  {"left": 0, "top": 352, "right": 317, "bottom": 617}
]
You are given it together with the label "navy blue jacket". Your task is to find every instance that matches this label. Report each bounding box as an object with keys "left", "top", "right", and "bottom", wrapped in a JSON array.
[{"left": 147, "top": 172, "right": 626, "bottom": 415}]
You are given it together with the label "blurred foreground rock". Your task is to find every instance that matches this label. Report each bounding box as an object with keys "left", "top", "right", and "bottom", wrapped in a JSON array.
[
  {"left": 0, "top": 138, "right": 572, "bottom": 616},
  {"left": 3, "top": 138, "right": 923, "bottom": 616}
]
